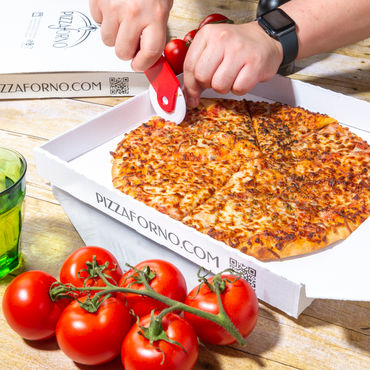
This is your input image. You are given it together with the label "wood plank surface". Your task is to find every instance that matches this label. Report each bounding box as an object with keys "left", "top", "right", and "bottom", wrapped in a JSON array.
[{"left": 0, "top": 0, "right": 369, "bottom": 369}]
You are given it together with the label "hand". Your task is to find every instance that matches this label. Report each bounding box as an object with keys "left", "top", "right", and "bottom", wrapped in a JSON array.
[
  {"left": 183, "top": 22, "right": 283, "bottom": 108},
  {"left": 89, "top": 0, "right": 173, "bottom": 71}
]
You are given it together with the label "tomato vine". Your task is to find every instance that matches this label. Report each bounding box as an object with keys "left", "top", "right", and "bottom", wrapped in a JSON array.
[{"left": 49, "top": 255, "right": 248, "bottom": 346}]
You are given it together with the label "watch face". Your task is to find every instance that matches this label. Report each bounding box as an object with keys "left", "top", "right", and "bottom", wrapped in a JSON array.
[{"left": 262, "top": 8, "right": 294, "bottom": 32}]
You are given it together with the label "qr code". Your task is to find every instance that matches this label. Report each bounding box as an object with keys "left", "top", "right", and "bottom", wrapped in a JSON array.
[
  {"left": 229, "top": 258, "right": 256, "bottom": 290},
  {"left": 109, "top": 77, "right": 129, "bottom": 95}
]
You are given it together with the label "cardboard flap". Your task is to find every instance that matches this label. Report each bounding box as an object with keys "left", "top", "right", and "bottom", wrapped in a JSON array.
[{"left": 1, "top": 0, "right": 135, "bottom": 74}]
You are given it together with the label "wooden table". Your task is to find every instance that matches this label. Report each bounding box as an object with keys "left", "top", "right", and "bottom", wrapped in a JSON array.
[{"left": 1, "top": 1, "right": 369, "bottom": 369}]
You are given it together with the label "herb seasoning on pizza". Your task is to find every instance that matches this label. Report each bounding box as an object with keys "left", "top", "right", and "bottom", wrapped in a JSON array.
[{"left": 112, "top": 98, "right": 370, "bottom": 261}]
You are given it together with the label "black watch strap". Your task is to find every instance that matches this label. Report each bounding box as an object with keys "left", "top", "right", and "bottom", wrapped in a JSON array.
[
  {"left": 279, "top": 27, "right": 298, "bottom": 66},
  {"left": 256, "top": 8, "right": 298, "bottom": 68}
]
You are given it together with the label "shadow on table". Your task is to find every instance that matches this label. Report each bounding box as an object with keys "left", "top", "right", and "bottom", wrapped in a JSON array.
[
  {"left": 76, "top": 357, "right": 124, "bottom": 370},
  {"left": 24, "top": 337, "right": 124, "bottom": 369},
  {"left": 23, "top": 337, "right": 59, "bottom": 351},
  {"left": 197, "top": 306, "right": 280, "bottom": 368},
  {"left": 300, "top": 299, "right": 370, "bottom": 354},
  {"left": 24, "top": 337, "right": 123, "bottom": 369},
  {"left": 261, "top": 298, "right": 370, "bottom": 355}
]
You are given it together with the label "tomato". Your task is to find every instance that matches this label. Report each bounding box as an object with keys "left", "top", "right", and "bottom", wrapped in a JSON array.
[
  {"left": 184, "top": 274, "right": 258, "bottom": 345},
  {"left": 118, "top": 259, "right": 187, "bottom": 318},
  {"left": 164, "top": 39, "right": 188, "bottom": 75},
  {"left": 59, "top": 246, "right": 122, "bottom": 293},
  {"left": 198, "top": 13, "right": 234, "bottom": 29},
  {"left": 121, "top": 311, "right": 198, "bottom": 370},
  {"left": 184, "top": 29, "right": 198, "bottom": 46},
  {"left": 2, "top": 270, "right": 68, "bottom": 340},
  {"left": 56, "top": 296, "right": 132, "bottom": 365}
]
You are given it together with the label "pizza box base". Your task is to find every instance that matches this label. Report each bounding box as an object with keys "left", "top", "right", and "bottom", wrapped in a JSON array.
[{"left": 34, "top": 75, "right": 370, "bottom": 318}]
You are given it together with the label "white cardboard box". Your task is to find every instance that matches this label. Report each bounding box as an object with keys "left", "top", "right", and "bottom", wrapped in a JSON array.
[
  {"left": 0, "top": 0, "right": 148, "bottom": 99},
  {"left": 34, "top": 75, "right": 370, "bottom": 317},
  {"left": 51, "top": 185, "right": 211, "bottom": 299}
]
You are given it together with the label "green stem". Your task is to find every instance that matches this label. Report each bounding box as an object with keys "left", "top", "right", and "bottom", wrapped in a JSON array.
[
  {"left": 95, "top": 267, "right": 117, "bottom": 288},
  {"left": 51, "top": 283, "right": 246, "bottom": 346},
  {"left": 50, "top": 264, "right": 247, "bottom": 346}
]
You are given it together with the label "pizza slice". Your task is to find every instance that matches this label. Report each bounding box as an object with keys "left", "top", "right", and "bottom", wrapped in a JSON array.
[
  {"left": 112, "top": 117, "right": 178, "bottom": 161},
  {"left": 289, "top": 122, "right": 370, "bottom": 161},
  {"left": 247, "top": 101, "right": 337, "bottom": 158},
  {"left": 182, "top": 98, "right": 254, "bottom": 138},
  {"left": 113, "top": 115, "right": 258, "bottom": 163},
  {"left": 182, "top": 158, "right": 338, "bottom": 260},
  {"left": 181, "top": 98, "right": 261, "bottom": 160},
  {"left": 112, "top": 156, "right": 239, "bottom": 220},
  {"left": 281, "top": 151, "right": 370, "bottom": 231},
  {"left": 183, "top": 147, "right": 370, "bottom": 260}
]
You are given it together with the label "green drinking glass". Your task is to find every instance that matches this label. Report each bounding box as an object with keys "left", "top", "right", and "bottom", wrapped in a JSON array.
[{"left": 0, "top": 147, "right": 27, "bottom": 279}]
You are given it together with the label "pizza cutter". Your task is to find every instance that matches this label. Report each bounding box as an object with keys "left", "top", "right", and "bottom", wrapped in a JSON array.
[{"left": 144, "top": 55, "right": 186, "bottom": 124}]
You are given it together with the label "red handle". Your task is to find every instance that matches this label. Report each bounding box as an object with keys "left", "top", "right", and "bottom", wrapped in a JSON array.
[{"left": 144, "top": 56, "right": 180, "bottom": 113}]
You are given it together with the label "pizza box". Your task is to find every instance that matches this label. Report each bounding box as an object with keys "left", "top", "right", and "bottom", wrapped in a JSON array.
[
  {"left": 0, "top": 0, "right": 148, "bottom": 99},
  {"left": 33, "top": 75, "right": 370, "bottom": 318}
]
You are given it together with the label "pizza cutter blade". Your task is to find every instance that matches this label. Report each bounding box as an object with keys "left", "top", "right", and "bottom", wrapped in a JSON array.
[{"left": 144, "top": 55, "right": 186, "bottom": 124}]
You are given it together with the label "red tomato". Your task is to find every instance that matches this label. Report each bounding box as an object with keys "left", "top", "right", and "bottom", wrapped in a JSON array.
[
  {"left": 121, "top": 311, "right": 198, "bottom": 370},
  {"left": 184, "top": 274, "right": 258, "bottom": 345},
  {"left": 164, "top": 39, "right": 188, "bottom": 75},
  {"left": 59, "top": 246, "right": 122, "bottom": 293},
  {"left": 2, "top": 271, "right": 68, "bottom": 340},
  {"left": 184, "top": 29, "right": 198, "bottom": 46},
  {"left": 198, "top": 13, "right": 233, "bottom": 29},
  {"left": 118, "top": 259, "right": 187, "bottom": 318},
  {"left": 56, "top": 296, "right": 132, "bottom": 365}
]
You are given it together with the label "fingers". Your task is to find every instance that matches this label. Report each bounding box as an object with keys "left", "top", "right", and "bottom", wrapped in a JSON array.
[
  {"left": 131, "top": 22, "right": 167, "bottom": 72},
  {"left": 211, "top": 56, "right": 241, "bottom": 95},
  {"left": 183, "top": 36, "right": 208, "bottom": 107},
  {"left": 186, "top": 57, "right": 259, "bottom": 106},
  {"left": 231, "top": 64, "right": 259, "bottom": 96},
  {"left": 90, "top": 0, "right": 172, "bottom": 71},
  {"left": 183, "top": 22, "right": 283, "bottom": 108},
  {"left": 89, "top": 0, "right": 102, "bottom": 24},
  {"left": 115, "top": 21, "right": 142, "bottom": 62},
  {"left": 90, "top": 0, "right": 120, "bottom": 46},
  {"left": 184, "top": 34, "right": 243, "bottom": 107},
  {"left": 100, "top": 15, "right": 119, "bottom": 46}
]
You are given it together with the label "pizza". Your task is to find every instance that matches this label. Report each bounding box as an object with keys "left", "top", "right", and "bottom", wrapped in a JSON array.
[
  {"left": 111, "top": 98, "right": 370, "bottom": 261},
  {"left": 111, "top": 100, "right": 259, "bottom": 219}
]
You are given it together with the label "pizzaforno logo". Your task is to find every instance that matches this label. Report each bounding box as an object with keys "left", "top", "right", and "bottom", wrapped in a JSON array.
[{"left": 48, "top": 11, "right": 98, "bottom": 48}]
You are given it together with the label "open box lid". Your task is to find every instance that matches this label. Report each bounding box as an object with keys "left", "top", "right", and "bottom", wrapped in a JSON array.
[
  {"left": 1, "top": 0, "right": 136, "bottom": 74},
  {"left": 34, "top": 75, "right": 370, "bottom": 309}
]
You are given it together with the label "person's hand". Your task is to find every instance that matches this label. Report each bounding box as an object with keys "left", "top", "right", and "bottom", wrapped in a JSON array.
[
  {"left": 89, "top": 0, "right": 173, "bottom": 71},
  {"left": 183, "top": 22, "right": 284, "bottom": 108}
]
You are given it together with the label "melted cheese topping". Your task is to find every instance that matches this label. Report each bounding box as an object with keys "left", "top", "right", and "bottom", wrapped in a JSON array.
[{"left": 112, "top": 99, "right": 370, "bottom": 260}]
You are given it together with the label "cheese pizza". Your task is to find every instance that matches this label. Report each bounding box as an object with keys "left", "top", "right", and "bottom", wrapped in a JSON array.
[{"left": 111, "top": 98, "right": 370, "bottom": 261}]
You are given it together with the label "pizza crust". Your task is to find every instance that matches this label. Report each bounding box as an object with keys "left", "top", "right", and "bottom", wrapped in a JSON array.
[{"left": 249, "top": 224, "right": 351, "bottom": 261}]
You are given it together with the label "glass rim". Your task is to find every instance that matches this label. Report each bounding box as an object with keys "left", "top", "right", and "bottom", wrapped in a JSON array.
[{"left": 0, "top": 147, "right": 27, "bottom": 197}]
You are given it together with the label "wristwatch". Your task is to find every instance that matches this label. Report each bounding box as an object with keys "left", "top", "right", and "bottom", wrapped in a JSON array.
[{"left": 257, "top": 8, "right": 298, "bottom": 67}]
